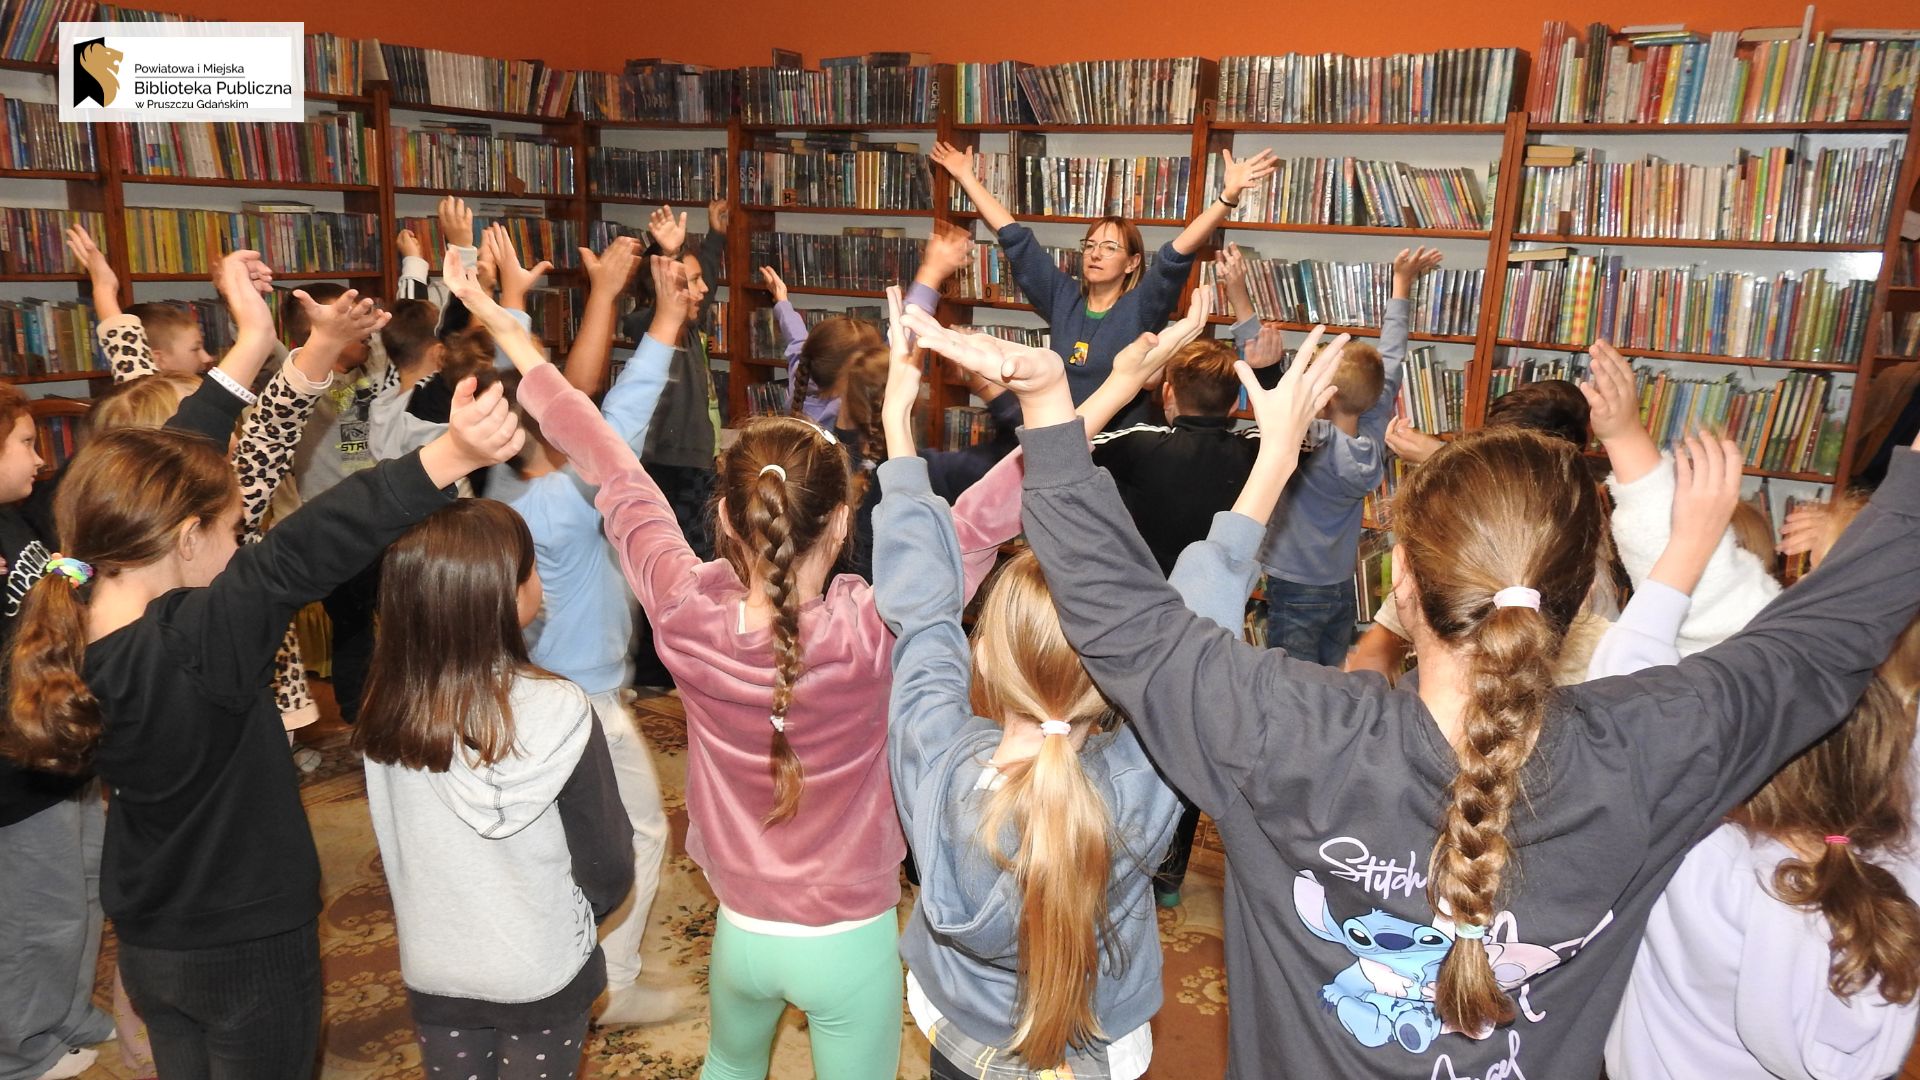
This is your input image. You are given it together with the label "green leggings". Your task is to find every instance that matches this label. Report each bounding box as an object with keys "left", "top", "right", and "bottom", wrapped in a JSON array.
[{"left": 701, "top": 912, "right": 902, "bottom": 1080}]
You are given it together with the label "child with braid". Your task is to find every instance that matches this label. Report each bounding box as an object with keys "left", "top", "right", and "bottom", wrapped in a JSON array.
[
  {"left": 451, "top": 253, "right": 1023, "bottom": 1079},
  {"left": 916, "top": 290, "right": 1920, "bottom": 1077}
]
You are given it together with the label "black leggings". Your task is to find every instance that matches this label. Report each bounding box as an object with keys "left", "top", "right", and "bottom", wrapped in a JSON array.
[
  {"left": 416, "top": 1013, "right": 590, "bottom": 1080},
  {"left": 118, "top": 921, "right": 322, "bottom": 1080}
]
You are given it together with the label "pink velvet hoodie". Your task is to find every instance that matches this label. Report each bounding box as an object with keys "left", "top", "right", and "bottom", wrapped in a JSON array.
[{"left": 517, "top": 361, "right": 1023, "bottom": 924}]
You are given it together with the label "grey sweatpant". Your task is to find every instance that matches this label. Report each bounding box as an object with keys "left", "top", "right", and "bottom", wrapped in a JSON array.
[{"left": 0, "top": 788, "right": 113, "bottom": 1080}]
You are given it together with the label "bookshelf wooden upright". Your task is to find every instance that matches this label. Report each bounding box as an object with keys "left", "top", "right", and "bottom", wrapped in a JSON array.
[{"left": 3, "top": 39, "right": 1918, "bottom": 484}]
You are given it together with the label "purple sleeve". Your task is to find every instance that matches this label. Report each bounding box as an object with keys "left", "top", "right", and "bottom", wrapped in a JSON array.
[{"left": 777, "top": 300, "right": 809, "bottom": 375}]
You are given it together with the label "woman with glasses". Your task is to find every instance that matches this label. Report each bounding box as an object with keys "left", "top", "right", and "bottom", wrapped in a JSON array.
[{"left": 930, "top": 142, "right": 1276, "bottom": 429}]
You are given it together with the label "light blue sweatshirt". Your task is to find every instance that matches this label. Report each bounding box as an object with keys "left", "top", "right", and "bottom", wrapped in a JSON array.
[
  {"left": 511, "top": 335, "right": 670, "bottom": 695},
  {"left": 1250, "top": 298, "right": 1409, "bottom": 586}
]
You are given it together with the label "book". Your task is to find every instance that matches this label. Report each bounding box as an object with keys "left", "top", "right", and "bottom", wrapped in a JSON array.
[
  {"left": 953, "top": 242, "right": 1080, "bottom": 305},
  {"left": 1396, "top": 346, "right": 1467, "bottom": 433},
  {"left": 1508, "top": 246, "right": 1573, "bottom": 262},
  {"left": 0, "top": 93, "right": 97, "bottom": 172},
  {"left": 122, "top": 207, "right": 380, "bottom": 275},
  {"left": 379, "top": 42, "right": 576, "bottom": 117},
  {"left": 953, "top": 61, "right": 1037, "bottom": 125},
  {"left": 391, "top": 122, "right": 576, "bottom": 195},
  {"left": 951, "top": 147, "right": 1192, "bottom": 220},
  {"left": 0, "top": 0, "right": 98, "bottom": 64},
  {"left": 0, "top": 207, "right": 106, "bottom": 273},
  {"left": 1217, "top": 48, "right": 1519, "bottom": 125},
  {"left": 573, "top": 63, "right": 736, "bottom": 124},
  {"left": 1204, "top": 154, "right": 1490, "bottom": 231},
  {"left": 306, "top": 32, "right": 367, "bottom": 95},
  {"left": 1200, "top": 251, "right": 1484, "bottom": 337},
  {"left": 115, "top": 112, "right": 378, "bottom": 185},
  {"left": 1015, "top": 58, "right": 1203, "bottom": 126},
  {"left": 1530, "top": 19, "right": 1920, "bottom": 123},
  {"left": 1516, "top": 142, "right": 1906, "bottom": 245},
  {"left": 751, "top": 228, "right": 926, "bottom": 294},
  {"left": 0, "top": 297, "right": 98, "bottom": 376},
  {"left": 1498, "top": 254, "right": 1875, "bottom": 362},
  {"left": 588, "top": 146, "right": 727, "bottom": 202},
  {"left": 737, "top": 58, "right": 937, "bottom": 126},
  {"left": 738, "top": 134, "right": 931, "bottom": 210}
]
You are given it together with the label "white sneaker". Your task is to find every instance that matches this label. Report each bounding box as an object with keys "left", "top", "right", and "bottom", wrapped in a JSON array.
[
  {"left": 36, "top": 1046, "right": 97, "bottom": 1080},
  {"left": 292, "top": 745, "right": 325, "bottom": 773},
  {"left": 596, "top": 983, "right": 681, "bottom": 1026}
]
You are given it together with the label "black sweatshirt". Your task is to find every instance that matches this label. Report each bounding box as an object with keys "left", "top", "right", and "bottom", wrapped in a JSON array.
[
  {"left": 87, "top": 385, "right": 452, "bottom": 949},
  {"left": 0, "top": 378, "right": 245, "bottom": 826},
  {"left": 1090, "top": 413, "right": 1260, "bottom": 576},
  {"left": 1017, "top": 417, "right": 1920, "bottom": 1079}
]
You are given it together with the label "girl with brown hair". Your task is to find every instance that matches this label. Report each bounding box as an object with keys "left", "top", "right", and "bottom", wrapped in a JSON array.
[
  {"left": 929, "top": 140, "right": 1277, "bottom": 429},
  {"left": 914, "top": 295, "right": 1920, "bottom": 1078},
  {"left": 448, "top": 254, "right": 1030, "bottom": 1079},
  {"left": 0, "top": 369, "right": 521, "bottom": 1079},
  {"left": 356, "top": 499, "right": 634, "bottom": 1079},
  {"left": 872, "top": 316, "right": 1263, "bottom": 1077}
]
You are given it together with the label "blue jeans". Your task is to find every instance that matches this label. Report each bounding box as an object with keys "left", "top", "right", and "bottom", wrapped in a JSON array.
[{"left": 1266, "top": 577, "right": 1356, "bottom": 667}]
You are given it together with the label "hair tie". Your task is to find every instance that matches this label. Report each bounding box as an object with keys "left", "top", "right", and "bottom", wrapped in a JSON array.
[
  {"left": 1452, "top": 922, "right": 1488, "bottom": 941},
  {"left": 1039, "top": 719, "right": 1072, "bottom": 737},
  {"left": 1491, "top": 586, "right": 1541, "bottom": 610},
  {"left": 758, "top": 464, "right": 787, "bottom": 482},
  {"left": 769, "top": 714, "right": 787, "bottom": 734},
  {"left": 1824, "top": 834, "right": 1851, "bottom": 846},
  {"left": 45, "top": 555, "right": 92, "bottom": 587}
]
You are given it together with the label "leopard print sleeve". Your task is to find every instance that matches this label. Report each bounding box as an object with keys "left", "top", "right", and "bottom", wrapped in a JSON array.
[
  {"left": 99, "top": 314, "right": 157, "bottom": 384},
  {"left": 232, "top": 365, "right": 324, "bottom": 535}
]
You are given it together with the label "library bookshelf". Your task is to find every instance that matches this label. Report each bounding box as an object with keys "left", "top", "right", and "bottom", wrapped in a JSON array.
[{"left": 1, "top": 26, "right": 1916, "bottom": 484}]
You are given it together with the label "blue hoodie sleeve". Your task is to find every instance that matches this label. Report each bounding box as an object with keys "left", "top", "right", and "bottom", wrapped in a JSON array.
[{"left": 996, "top": 222, "right": 1076, "bottom": 324}]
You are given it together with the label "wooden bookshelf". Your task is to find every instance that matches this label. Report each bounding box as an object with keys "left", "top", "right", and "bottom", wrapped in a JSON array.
[
  {"left": 1511, "top": 232, "right": 1887, "bottom": 253},
  {"left": 1495, "top": 339, "right": 1860, "bottom": 373},
  {"left": 119, "top": 175, "right": 380, "bottom": 193}
]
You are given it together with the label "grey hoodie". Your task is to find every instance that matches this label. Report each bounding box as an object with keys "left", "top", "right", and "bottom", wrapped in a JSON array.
[
  {"left": 363, "top": 675, "right": 633, "bottom": 1021},
  {"left": 872, "top": 456, "right": 1181, "bottom": 1064}
]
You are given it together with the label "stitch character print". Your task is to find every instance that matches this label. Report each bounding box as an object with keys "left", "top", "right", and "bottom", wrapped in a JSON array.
[{"left": 1292, "top": 871, "right": 1565, "bottom": 1056}]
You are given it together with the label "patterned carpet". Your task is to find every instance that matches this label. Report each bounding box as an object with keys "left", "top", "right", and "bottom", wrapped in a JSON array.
[{"left": 78, "top": 690, "right": 1232, "bottom": 1080}]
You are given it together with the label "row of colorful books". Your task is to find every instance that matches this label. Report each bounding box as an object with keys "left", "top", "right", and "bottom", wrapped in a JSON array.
[
  {"left": 744, "top": 379, "right": 790, "bottom": 417},
  {"left": 398, "top": 210, "right": 582, "bottom": 270},
  {"left": 1217, "top": 49, "right": 1522, "bottom": 125},
  {"left": 588, "top": 147, "right": 727, "bottom": 202},
  {"left": 1515, "top": 143, "right": 1904, "bottom": 246},
  {"left": 307, "top": 32, "right": 367, "bottom": 97},
  {"left": 1638, "top": 366, "right": 1845, "bottom": 474},
  {"left": 1487, "top": 352, "right": 1590, "bottom": 399},
  {"left": 1398, "top": 347, "right": 1468, "bottom": 433},
  {"left": 123, "top": 207, "right": 380, "bottom": 275},
  {"left": 738, "top": 137, "right": 932, "bottom": 211},
  {"left": 1206, "top": 156, "right": 1491, "bottom": 232},
  {"left": 381, "top": 44, "right": 576, "bottom": 118},
  {"left": 941, "top": 404, "right": 998, "bottom": 450},
  {"left": 970, "top": 323, "right": 1047, "bottom": 348},
  {"left": 751, "top": 228, "right": 926, "bottom": 294},
  {"left": 32, "top": 411, "right": 79, "bottom": 470},
  {"left": 952, "top": 62, "right": 1037, "bottom": 126},
  {"left": 1016, "top": 58, "right": 1205, "bottom": 126},
  {"left": 390, "top": 124, "right": 577, "bottom": 195},
  {"left": 1497, "top": 254, "right": 1876, "bottom": 363},
  {"left": 1531, "top": 22, "right": 1919, "bottom": 124},
  {"left": 748, "top": 303, "right": 882, "bottom": 358},
  {"left": 951, "top": 244, "right": 1080, "bottom": 307},
  {"left": 0, "top": 94, "right": 94, "bottom": 172},
  {"left": 0, "top": 208, "right": 104, "bottom": 274},
  {"left": 737, "top": 58, "right": 937, "bottom": 127},
  {"left": 952, "top": 152, "right": 1193, "bottom": 221},
  {"left": 0, "top": 297, "right": 98, "bottom": 376},
  {"left": 114, "top": 113, "right": 377, "bottom": 185},
  {"left": 1200, "top": 256, "right": 1486, "bottom": 338},
  {"left": 573, "top": 64, "right": 736, "bottom": 124},
  {"left": 180, "top": 295, "right": 238, "bottom": 357}
]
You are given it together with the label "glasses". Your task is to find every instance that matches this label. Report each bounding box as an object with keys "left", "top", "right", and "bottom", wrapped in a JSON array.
[{"left": 1078, "top": 240, "right": 1125, "bottom": 256}]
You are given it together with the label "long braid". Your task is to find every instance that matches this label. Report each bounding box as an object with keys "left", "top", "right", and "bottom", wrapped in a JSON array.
[{"left": 744, "top": 468, "right": 806, "bottom": 824}]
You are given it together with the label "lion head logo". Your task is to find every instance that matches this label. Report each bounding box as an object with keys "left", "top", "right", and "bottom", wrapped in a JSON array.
[{"left": 73, "top": 38, "right": 123, "bottom": 108}]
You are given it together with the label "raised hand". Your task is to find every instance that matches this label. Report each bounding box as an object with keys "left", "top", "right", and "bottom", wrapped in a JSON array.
[
  {"left": 215, "top": 249, "right": 275, "bottom": 337},
  {"left": 580, "top": 235, "right": 640, "bottom": 296},
  {"left": 1241, "top": 325, "right": 1347, "bottom": 450},
  {"left": 881, "top": 286, "right": 923, "bottom": 458},
  {"left": 1391, "top": 246, "right": 1443, "bottom": 298},
  {"left": 758, "top": 265, "right": 789, "bottom": 304},
  {"left": 899, "top": 305, "right": 1065, "bottom": 398},
  {"left": 1778, "top": 502, "right": 1832, "bottom": 557},
  {"left": 1385, "top": 415, "right": 1444, "bottom": 465},
  {"left": 396, "top": 227, "right": 424, "bottom": 261},
  {"left": 928, "top": 141, "right": 974, "bottom": 181},
  {"left": 1244, "top": 324, "right": 1288, "bottom": 370},
  {"left": 1649, "top": 432, "right": 1746, "bottom": 594},
  {"left": 445, "top": 248, "right": 544, "bottom": 374},
  {"left": 1217, "top": 241, "right": 1248, "bottom": 289},
  {"left": 1219, "top": 147, "right": 1279, "bottom": 201},
  {"left": 420, "top": 376, "right": 525, "bottom": 487},
  {"left": 1580, "top": 341, "right": 1643, "bottom": 445},
  {"left": 474, "top": 234, "right": 499, "bottom": 294},
  {"left": 437, "top": 195, "right": 474, "bottom": 248},
  {"left": 1113, "top": 287, "right": 1212, "bottom": 387},
  {"left": 648, "top": 205, "right": 689, "bottom": 257},
  {"left": 292, "top": 287, "right": 388, "bottom": 348},
  {"left": 66, "top": 224, "right": 120, "bottom": 317},
  {"left": 707, "top": 198, "right": 731, "bottom": 235},
  {"left": 485, "top": 223, "right": 551, "bottom": 308},
  {"left": 920, "top": 221, "right": 974, "bottom": 281}
]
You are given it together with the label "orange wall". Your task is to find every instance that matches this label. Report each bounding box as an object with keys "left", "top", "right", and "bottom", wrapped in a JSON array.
[{"left": 150, "top": 0, "right": 1919, "bottom": 72}]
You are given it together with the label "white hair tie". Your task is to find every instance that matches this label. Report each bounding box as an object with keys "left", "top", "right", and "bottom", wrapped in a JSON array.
[
  {"left": 1039, "top": 719, "right": 1072, "bottom": 737},
  {"left": 758, "top": 464, "right": 787, "bottom": 482},
  {"left": 1491, "top": 586, "right": 1541, "bottom": 610},
  {"left": 770, "top": 714, "right": 787, "bottom": 734}
]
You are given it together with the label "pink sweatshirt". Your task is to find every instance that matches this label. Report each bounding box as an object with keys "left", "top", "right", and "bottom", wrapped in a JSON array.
[{"left": 517, "top": 362, "right": 1024, "bottom": 924}]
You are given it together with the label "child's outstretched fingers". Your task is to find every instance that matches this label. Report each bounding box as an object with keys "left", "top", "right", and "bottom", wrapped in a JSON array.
[{"left": 884, "top": 285, "right": 910, "bottom": 357}]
